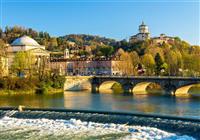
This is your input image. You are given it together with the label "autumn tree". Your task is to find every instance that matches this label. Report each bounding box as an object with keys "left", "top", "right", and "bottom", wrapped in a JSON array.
[
  {"left": 12, "top": 51, "right": 36, "bottom": 77},
  {"left": 141, "top": 54, "right": 155, "bottom": 76},
  {"left": 183, "top": 53, "right": 200, "bottom": 76},
  {"left": 25, "top": 51, "right": 36, "bottom": 79},
  {"left": 129, "top": 51, "right": 140, "bottom": 75},
  {"left": 165, "top": 50, "right": 183, "bottom": 76},
  {"left": 38, "top": 56, "right": 50, "bottom": 81},
  {"left": 12, "top": 51, "right": 27, "bottom": 77},
  {"left": 48, "top": 37, "right": 58, "bottom": 51},
  {"left": 115, "top": 48, "right": 125, "bottom": 57},
  {"left": 0, "top": 39, "right": 7, "bottom": 77},
  {"left": 115, "top": 51, "right": 135, "bottom": 75}
]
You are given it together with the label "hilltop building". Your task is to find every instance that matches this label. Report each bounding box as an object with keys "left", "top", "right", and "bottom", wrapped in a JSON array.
[
  {"left": 152, "top": 34, "right": 175, "bottom": 45},
  {"left": 129, "top": 21, "right": 150, "bottom": 43},
  {"left": 129, "top": 22, "right": 175, "bottom": 45}
]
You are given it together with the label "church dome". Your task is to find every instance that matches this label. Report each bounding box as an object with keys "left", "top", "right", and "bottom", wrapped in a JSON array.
[{"left": 11, "top": 36, "right": 40, "bottom": 46}]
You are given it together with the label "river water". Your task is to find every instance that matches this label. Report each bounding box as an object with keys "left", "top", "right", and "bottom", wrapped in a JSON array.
[
  {"left": 0, "top": 90, "right": 200, "bottom": 140},
  {"left": 0, "top": 90, "right": 200, "bottom": 118}
]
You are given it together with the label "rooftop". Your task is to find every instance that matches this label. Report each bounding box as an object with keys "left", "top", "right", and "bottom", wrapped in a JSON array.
[{"left": 11, "top": 36, "right": 40, "bottom": 46}]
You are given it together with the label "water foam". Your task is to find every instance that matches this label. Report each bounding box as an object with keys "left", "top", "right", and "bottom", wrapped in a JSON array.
[{"left": 0, "top": 116, "right": 195, "bottom": 140}]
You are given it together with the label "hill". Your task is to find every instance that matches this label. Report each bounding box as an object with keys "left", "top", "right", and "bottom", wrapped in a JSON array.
[
  {"left": 60, "top": 34, "right": 116, "bottom": 47},
  {"left": 0, "top": 26, "right": 200, "bottom": 76}
]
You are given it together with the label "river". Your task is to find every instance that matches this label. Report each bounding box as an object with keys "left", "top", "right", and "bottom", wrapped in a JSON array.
[{"left": 0, "top": 90, "right": 200, "bottom": 119}]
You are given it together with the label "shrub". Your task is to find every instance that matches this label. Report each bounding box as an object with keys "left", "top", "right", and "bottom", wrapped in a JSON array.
[
  {"left": 5, "top": 77, "right": 17, "bottom": 90},
  {"left": 35, "top": 82, "right": 48, "bottom": 94},
  {"left": 35, "top": 87, "right": 48, "bottom": 94},
  {"left": 51, "top": 75, "right": 65, "bottom": 89}
]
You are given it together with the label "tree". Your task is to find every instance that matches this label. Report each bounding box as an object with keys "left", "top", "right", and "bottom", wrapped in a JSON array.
[
  {"left": 38, "top": 56, "right": 50, "bottom": 81},
  {"left": 11, "top": 51, "right": 36, "bottom": 78},
  {"left": 129, "top": 51, "right": 140, "bottom": 75},
  {"left": 47, "top": 37, "right": 58, "bottom": 51},
  {"left": 155, "top": 53, "right": 164, "bottom": 75},
  {"left": 0, "top": 39, "right": 7, "bottom": 77},
  {"left": 25, "top": 51, "right": 36, "bottom": 79},
  {"left": 99, "top": 45, "right": 114, "bottom": 57},
  {"left": 183, "top": 53, "right": 200, "bottom": 76},
  {"left": 12, "top": 51, "right": 27, "bottom": 77},
  {"left": 116, "top": 52, "right": 135, "bottom": 75},
  {"left": 141, "top": 54, "right": 155, "bottom": 75},
  {"left": 115, "top": 48, "right": 125, "bottom": 57},
  {"left": 165, "top": 50, "right": 183, "bottom": 76},
  {"left": 145, "top": 45, "right": 164, "bottom": 59},
  {"left": 0, "top": 28, "right": 3, "bottom": 38},
  {"left": 79, "top": 50, "right": 89, "bottom": 56}
]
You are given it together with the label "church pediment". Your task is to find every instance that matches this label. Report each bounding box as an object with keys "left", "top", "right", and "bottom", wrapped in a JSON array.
[{"left": 29, "top": 48, "right": 50, "bottom": 56}]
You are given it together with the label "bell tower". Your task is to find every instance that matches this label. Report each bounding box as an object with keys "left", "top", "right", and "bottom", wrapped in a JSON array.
[
  {"left": 64, "top": 48, "right": 70, "bottom": 59},
  {"left": 139, "top": 21, "right": 150, "bottom": 34}
]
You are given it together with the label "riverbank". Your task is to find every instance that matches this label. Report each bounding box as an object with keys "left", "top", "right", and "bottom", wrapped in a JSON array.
[
  {"left": 0, "top": 88, "right": 63, "bottom": 95},
  {"left": 0, "top": 74, "right": 65, "bottom": 95}
]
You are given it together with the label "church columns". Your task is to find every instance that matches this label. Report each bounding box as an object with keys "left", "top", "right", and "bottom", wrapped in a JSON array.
[{"left": 37, "top": 56, "right": 41, "bottom": 68}]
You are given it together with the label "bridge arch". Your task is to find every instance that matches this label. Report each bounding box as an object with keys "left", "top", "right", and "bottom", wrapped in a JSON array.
[
  {"left": 132, "top": 82, "right": 164, "bottom": 95},
  {"left": 175, "top": 83, "right": 200, "bottom": 97},
  {"left": 99, "top": 81, "right": 123, "bottom": 91},
  {"left": 92, "top": 78, "right": 133, "bottom": 93},
  {"left": 64, "top": 76, "right": 92, "bottom": 91}
]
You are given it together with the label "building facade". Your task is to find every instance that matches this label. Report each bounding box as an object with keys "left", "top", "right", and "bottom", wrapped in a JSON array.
[
  {"left": 50, "top": 58, "right": 122, "bottom": 76},
  {"left": 152, "top": 34, "right": 175, "bottom": 45}
]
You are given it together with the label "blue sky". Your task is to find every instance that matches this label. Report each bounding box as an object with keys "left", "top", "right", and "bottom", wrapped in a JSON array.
[{"left": 0, "top": 0, "right": 199, "bottom": 45}]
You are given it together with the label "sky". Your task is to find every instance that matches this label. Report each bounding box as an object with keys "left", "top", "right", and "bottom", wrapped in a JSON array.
[{"left": 0, "top": 0, "right": 200, "bottom": 45}]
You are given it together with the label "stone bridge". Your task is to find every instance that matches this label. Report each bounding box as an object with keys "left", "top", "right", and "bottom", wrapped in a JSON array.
[
  {"left": 91, "top": 76, "right": 200, "bottom": 95},
  {"left": 65, "top": 76, "right": 200, "bottom": 95}
]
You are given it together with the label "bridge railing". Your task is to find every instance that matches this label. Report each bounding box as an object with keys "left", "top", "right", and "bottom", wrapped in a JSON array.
[{"left": 92, "top": 75, "right": 200, "bottom": 80}]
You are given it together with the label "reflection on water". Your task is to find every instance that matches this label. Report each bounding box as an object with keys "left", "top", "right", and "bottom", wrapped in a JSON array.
[
  {"left": 0, "top": 93, "right": 64, "bottom": 108},
  {"left": 0, "top": 90, "right": 200, "bottom": 118}
]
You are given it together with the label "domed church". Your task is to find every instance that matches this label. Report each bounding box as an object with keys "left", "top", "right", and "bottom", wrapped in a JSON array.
[
  {"left": 11, "top": 36, "right": 41, "bottom": 47},
  {"left": 7, "top": 36, "right": 50, "bottom": 68},
  {"left": 9, "top": 35, "right": 49, "bottom": 55}
]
